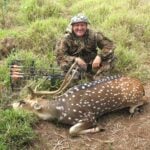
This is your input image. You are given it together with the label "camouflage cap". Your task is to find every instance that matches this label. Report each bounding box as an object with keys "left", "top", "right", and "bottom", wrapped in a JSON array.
[{"left": 70, "top": 14, "right": 90, "bottom": 25}]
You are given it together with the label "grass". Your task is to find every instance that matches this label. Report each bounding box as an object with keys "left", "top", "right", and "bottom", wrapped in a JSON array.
[
  {"left": 0, "top": 0, "right": 150, "bottom": 149},
  {"left": 0, "top": 109, "right": 37, "bottom": 149},
  {"left": 20, "top": 0, "right": 65, "bottom": 22}
]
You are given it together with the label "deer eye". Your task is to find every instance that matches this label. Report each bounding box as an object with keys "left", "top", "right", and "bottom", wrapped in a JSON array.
[{"left": 33, "top": 103, "right": 42, "bottom": 110}]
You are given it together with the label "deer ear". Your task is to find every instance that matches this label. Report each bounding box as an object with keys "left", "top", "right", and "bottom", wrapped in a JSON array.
[
  {"left": 33, "top": 103, "right": 42, "bottom": 110},
  {"left": 27, "top": 87, "right": 35, "bottom": 99}
]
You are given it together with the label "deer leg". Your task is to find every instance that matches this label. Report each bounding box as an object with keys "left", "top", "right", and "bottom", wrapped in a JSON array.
[
  {"left": 79, "top": 126, "right": 101, "bottom": 135},
  {"left": 129, "top": 96, "right": 148, "bottom": 117},
  {"left": 69, "top": 122, "right": 101, "bottom": 137},
  {"left": 129, "top": 101, "right": 144, "bottom": 114}
]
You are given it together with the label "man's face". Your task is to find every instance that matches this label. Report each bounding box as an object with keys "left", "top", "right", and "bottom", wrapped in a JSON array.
[{"left": 72, "top": 22, "right": 87, "bottom": 37}]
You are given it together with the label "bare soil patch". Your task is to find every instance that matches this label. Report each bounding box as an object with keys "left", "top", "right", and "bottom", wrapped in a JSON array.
[{"left": 29, "top": 84, "right": 150, "bottom": 150}]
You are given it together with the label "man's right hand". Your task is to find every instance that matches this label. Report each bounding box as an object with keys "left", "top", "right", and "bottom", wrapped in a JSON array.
[{"left": 75, "top": 57, "right": 87, "bottom": 70}]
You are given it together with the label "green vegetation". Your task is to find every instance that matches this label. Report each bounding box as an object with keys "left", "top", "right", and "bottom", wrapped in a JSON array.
[
  {"left": 0, "top": 109, "right": 37, "bottom": 149},
  {"left": 0, "top": 0, "right": 149, "bottom": 149}
]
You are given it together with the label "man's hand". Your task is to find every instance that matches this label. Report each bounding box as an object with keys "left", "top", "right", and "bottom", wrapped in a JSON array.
[
  {"left": 75, "top": 57, "right": 87, "bottom": 70},
  {"left": 92, "top": 55, "right": 101, "bottom": 70}
]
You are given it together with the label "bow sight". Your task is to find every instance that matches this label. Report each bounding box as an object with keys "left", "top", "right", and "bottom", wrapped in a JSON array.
[{"left": 10, "top": 59, "right": 64, "bottom": 91}]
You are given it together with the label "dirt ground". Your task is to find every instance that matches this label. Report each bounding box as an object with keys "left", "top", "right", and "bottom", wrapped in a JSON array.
[{"left": 29, "top": 83, "right": 150, "bottom": 150}]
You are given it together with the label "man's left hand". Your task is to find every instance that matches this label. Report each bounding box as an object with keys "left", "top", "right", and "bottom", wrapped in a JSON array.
[{"left": 92, "top": 55, "right": 101, "bottom": 69}]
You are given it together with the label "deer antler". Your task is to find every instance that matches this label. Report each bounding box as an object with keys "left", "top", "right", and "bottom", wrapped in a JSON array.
[{"left": 28, "top": 62, "right": 78, "bottom": 97}]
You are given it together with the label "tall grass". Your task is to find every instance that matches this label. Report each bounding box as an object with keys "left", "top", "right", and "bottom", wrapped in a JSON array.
[
  {"left": 0, "top": 0, "right": 150, "bottom": 148},
  {"left": 20, "top": 0, "right": 65, "bottom": 22},
  {"left": 16, "top": 17, "right": 68, "bottom": 53},
  {"left": 0, "top": 0, "right": 23, "bottom": 28}
]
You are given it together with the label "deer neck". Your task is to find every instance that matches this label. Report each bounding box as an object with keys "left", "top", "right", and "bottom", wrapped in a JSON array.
[{"left": 36, "top": 100, "right": 60, "bottom": 120}]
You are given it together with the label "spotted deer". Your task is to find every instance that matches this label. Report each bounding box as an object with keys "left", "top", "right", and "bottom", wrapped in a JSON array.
[{"left": 12, "top": 63, "right": 148, "bottom": 136}]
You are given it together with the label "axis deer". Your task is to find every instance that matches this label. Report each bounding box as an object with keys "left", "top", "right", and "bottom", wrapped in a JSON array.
[{"left": 12, "top": 63, "right": 148, "bottom": 136}]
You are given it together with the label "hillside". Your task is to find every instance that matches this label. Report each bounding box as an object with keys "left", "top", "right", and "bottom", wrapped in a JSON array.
[{"left": 0, "top": 0, "right": 150, "bottom": 149}]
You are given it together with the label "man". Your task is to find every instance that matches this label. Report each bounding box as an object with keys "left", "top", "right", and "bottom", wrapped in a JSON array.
[{"left": 55, "top": 14, "right": 116, "bottom": 80}]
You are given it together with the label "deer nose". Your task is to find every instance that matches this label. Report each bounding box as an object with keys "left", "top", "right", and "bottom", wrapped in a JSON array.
[
  {"left": 12, "top": 102, "right": 21, "bottom": 108},
  {"left": 12, "top": 100, "right": 26, "bottom": 109},
  {"left": 19, "top": 100, "right": 26, "bottom": 105}
]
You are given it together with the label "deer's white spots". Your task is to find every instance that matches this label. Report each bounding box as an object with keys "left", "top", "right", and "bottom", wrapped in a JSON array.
[
  {"left": 76, "top": 104, "right": 80, "bottom": 106},
  {"left": 62, "top": 98, "right": 66, "bottom": 102},
  {"left": 86, "top": 90, "right": 92, "bottom": 93},
  {"left": 72, "top": 95, "right": 76, "bottom": 98},
  {"left": 104, "top": 107, "right": 108, "bottom": 110},
  {"left": 68, "top": 90, "right": 74, "bottom": 94},
  {"left": 88, "top": 104, "right": 91, "bottom": 107},
  {"left": 106, "top": 85, "right": 110, "bottom": 88},
  {"left": 74, "top": 87, "right": 79, "bottom": 91},
  {"left": 64, "top": 93, "right": 68, "bottom": 97},
  {"left": 56, "top": 106, "right": 64, "bottom": 111},
  {"left": 63, "top": 113, "right": 67, "bottom": 117},
  {"left": 68, "top": 117, "right": 72, "bottom": 120},
  {"left": 79, "top": 101, "right": 82, "bottom": 104},
  {"left": 87, "top": 84, "right": 91, "bottom": 87},
  {"left": 75, "top": 118, "right": 79, "bottom": 121},
  {"left": 73, "top": 109, "right": 77, "bottom": 112},
  {"left": 81, "top": 86, "right": 85, "bottom": 89},
  {"left": 84, "top": 101, "right": 87, "bottom": 104},
  {"left": 98, "top": 90, "right": 103, "bottom": 93},
  {"left": 115, "top": 101, "right": 118, "bottom": 104},
  {"left": 101, "top": 86, "right": 105, "bottom": 89},
  {"left": 59, "top": 116, "right": 65, "bottom": 120}
]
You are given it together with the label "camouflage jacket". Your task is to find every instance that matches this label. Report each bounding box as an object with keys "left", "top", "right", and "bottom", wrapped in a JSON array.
[{"left": 55, "top": 29, "right": 115, "bottom": 71}]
